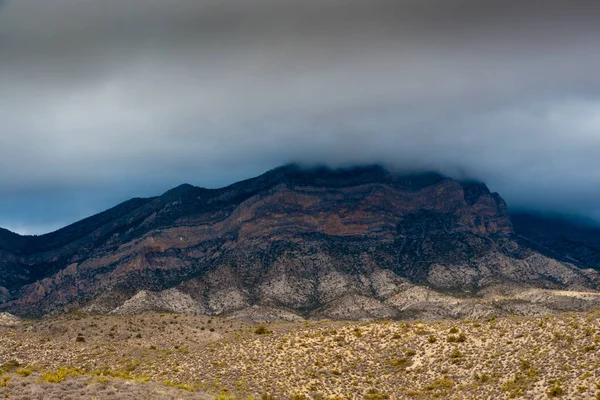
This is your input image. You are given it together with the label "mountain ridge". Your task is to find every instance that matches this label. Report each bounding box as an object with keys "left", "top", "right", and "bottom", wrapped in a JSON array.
[
  {"left": 0, "top": 164, "right": 496, "bottom": 239},
  {"left": 0, "top": 164, "right": 598, "bottom": 320}
]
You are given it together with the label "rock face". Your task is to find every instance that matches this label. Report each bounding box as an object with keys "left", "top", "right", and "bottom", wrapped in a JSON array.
[{"left": 0, "top": 164, "right": 598, "bottom": 320}]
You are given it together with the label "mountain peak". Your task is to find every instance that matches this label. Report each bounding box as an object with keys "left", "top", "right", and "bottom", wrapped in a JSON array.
[
  {"left": 161, "top": 183, "right": 199, "bottom": 198},
  {"left": 236, "top": 163, "right": 449, "bottom": 192}
]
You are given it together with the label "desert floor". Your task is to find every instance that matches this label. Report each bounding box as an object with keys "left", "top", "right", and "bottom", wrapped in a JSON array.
[{"left": 2, "top": 311, "right": 600, "bottom": 399}]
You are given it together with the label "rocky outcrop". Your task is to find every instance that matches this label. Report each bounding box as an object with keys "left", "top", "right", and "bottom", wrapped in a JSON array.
[
  {"left": 0, "top": 164, "right": 598, "bottom": 320},
  {"left": 110, "top": 288, "right": 206, "bottom": 315},
  {"left": 0, "top": 312, "right": 21, "bottom": 327}
]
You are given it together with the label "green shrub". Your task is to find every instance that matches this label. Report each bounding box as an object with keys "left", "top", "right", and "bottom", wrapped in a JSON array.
[
  {"left": 93, "top": 376, "right": 111, "bottom": 384},
  {"left": 213, "top": 395, "right": 236, "bottom": 400},
  {"left": 42, "top": 367, "right": 84, "bottom": 383},
  {"left": 15, "top": 368, "right": 32, "bottom": 377},
  {"left": 164, "top": 380, "right": 195, "bottom": 391}
]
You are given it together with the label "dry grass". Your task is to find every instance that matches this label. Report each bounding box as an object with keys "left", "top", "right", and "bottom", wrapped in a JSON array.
[{"left": 1, "top": 311, "right": 600, "bottom": 399}]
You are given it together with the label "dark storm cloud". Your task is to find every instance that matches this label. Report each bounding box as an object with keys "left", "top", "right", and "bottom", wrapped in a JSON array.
[{"left": 1, "top": 0, "right": 600, "bottom": 233}]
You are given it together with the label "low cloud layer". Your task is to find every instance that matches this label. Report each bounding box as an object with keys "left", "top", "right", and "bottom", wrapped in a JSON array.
[{"left": 1, "top": 0, "right": 600, "bottom": 233}]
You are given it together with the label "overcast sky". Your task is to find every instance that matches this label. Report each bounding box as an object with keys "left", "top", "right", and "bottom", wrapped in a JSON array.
[{"left": 1, "top": 0, "right": 600, "bottom": 234}]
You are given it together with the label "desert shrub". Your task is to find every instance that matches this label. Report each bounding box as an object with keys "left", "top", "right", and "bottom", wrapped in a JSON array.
[
  {"left": 0, "top": 376, "right": 10, "bottom": 388},
  {"left": 164, "top": 380, "right": 195, "bottom": 391},
  {"left": 447, "top": 333, "right": 466, "bottom": 343},
  {"left": 1, "top": 360, "right": 20, "bottom": 373},
  {"left": 364, "top": 388, "right": 389, "bottom": 399},
  {"left": 553, "top": 332, "right": 574, "bottom": 344},
  {"left": 449, "top": 327, "right": 459, "bottom": 334},
  {"left": 548, "top": 385, "right": 565, "bottom": 397},
  {"left": 428, "top": 335, "right": 437, "bottom": 343},
  {"left": 520, "top": 360, "right": 531, "bottom": 370},
  {"left": 42, "top": 367, "right": 84, "bottom": 383},
  {"left": 15, "top": 368, "right": 32, "bottom": 377},
  {"left": 569, "top": 321, "right": 579, "bottom": 329},
  {"left": 93, "top": 375, "right": 111, "bottom": 384},
  {"left": 425, "top": 377, "right": 455, "bottom": 391},
  {"left": 122, "top": 360, "right": 140, "bottom": 372},
  {"left": 91, "top": 367, "right": 149, "bottom": 381},
  {"left": 214, "top": 395, "right": 236, "bottom": 400},
  {"left": 254, "top": 325, "right": 271, "bottom": 335},
  {"left": 503, "top": 375, "right": 526, "bottom": 398},
  {"left": 134, "top": 374, "right": 150, "bottom": 382},
  {"left": 449, "top": 349, "right": 463, "bottom": 359},
  {"left": 414, "top": 327, "right": 428, "bottom": 335},
  {"left": 502, "top": 368, "right": 539, "bottom": 399}
]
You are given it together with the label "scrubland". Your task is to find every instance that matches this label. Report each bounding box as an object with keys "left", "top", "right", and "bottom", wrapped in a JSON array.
[{"left": 2, "top": 311, "right": 600, "bottom": 399}]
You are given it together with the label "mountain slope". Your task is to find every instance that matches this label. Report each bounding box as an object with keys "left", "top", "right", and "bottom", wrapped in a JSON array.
[
  {"left": 512, "top": 212, "right": 600, "bottom": 270},
  {"left": 0, "top": 164, "right": 598, "bottom": 319}
]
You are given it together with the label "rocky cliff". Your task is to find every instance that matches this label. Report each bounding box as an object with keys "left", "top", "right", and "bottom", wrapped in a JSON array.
[{"left": 0, "top": 165, "right": 598, "bottom": 320}]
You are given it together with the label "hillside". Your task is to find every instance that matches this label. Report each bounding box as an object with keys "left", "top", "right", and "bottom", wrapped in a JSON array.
[{"left": 512, "top": 212, "right": 600, "bottom": 271}]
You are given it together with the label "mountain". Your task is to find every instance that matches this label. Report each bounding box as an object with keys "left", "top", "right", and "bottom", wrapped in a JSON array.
[
  {"left": 1, "top": 164, "right": 599, "bottom": 320},
  {"left": 512, "top": 212, "right": 600, "bottom": 270}
]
